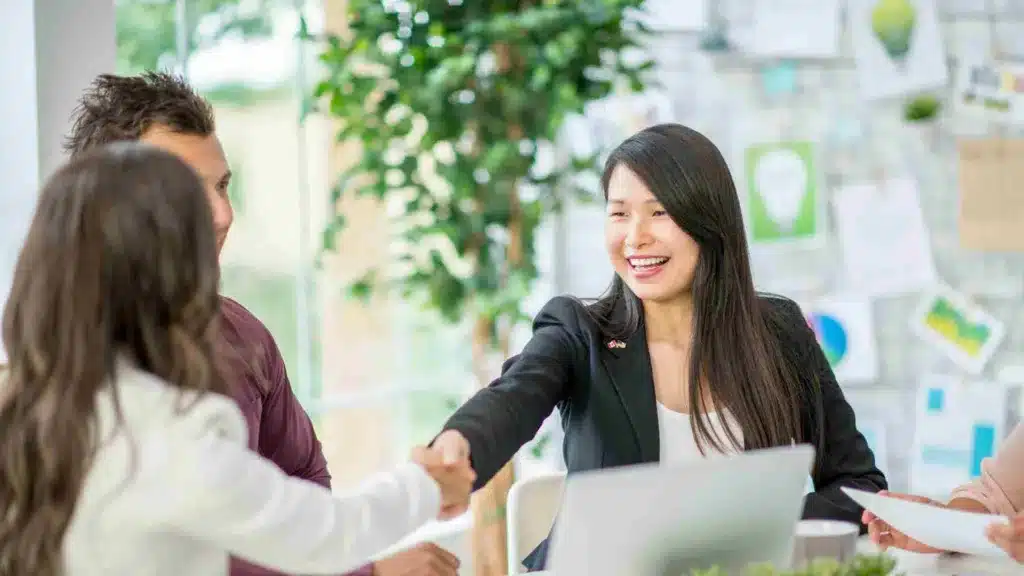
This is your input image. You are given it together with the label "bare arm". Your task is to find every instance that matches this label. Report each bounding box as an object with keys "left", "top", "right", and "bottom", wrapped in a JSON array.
[{"left": 949, "top": 423, "right": 1024, "bottom": 516}]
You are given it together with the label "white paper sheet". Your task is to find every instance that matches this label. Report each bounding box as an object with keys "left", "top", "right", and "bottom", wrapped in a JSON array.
[
  {"left": 832, "top": 178, "right": 937, "bottom": 297},
  {"left": 842, "top": 487, "right": 1008, "bottom": 558},
  {"left": 749, "top": 0, "right": 841, "bottom": 58}
]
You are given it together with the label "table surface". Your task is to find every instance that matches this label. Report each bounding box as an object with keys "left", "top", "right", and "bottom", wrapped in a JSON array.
[{"left": 522, "top": 537, "right": 1022, "bottom": 575}]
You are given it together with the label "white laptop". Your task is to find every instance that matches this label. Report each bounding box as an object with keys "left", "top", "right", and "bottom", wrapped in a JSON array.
[{"left": 547, "top": 444, "right": 815, "bottom": 576}]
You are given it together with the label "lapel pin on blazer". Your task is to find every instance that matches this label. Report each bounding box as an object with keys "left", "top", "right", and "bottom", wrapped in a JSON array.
[{"left": 607, "top": 339, "right": 626, "bottom": 349}]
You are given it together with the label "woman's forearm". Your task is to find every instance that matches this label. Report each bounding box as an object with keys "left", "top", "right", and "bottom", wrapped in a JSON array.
[{"left": 946, "top": 496, "right": 995, "bottom": 514}]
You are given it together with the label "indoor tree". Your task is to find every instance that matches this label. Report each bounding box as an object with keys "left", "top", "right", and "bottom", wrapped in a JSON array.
[{"left": 311, "top": 1, "right": 653, "bottom": 574}]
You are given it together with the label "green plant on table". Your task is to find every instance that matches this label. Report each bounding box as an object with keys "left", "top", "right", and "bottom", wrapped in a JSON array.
[{"left": 690, "top": 553, "right": 900, "bottom": 576}]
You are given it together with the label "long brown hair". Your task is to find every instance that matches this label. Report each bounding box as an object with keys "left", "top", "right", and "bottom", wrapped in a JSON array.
[
  {"left": 588, "top": 124, "right": 809, "bottom": 459},
  {"left": 0, "top": 143, "right": 227, "bottom": 575}
]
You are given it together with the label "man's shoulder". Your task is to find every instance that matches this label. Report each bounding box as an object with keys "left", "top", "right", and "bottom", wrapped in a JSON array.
[
  {"left": 217, "top": 296, "right": 286, "bottom": 392},
  {"left": 219, "top": 296, "right": 273, "bottom": 344}
]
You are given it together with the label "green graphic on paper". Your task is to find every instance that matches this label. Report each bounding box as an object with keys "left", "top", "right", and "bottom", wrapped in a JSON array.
[
  {"left": 744, "top": 141, "right": 819, "bottom": 244},
  {"left": 924, "top": 297, "right": 992, "bottom": 357},
  {"left": 871, "top": 0, "right": 917, "bottom": 64}
]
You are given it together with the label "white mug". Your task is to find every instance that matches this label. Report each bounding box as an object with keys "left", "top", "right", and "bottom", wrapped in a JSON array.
[{"left": 791, "top": 519, "right": 859, "bottom": 568}]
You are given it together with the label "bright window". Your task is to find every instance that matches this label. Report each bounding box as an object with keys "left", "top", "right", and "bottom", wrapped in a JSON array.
[{"left": 115, "top": 0, "right": 562, "bottom": 494}]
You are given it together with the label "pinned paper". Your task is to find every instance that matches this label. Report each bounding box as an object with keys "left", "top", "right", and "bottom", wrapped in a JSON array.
[
  {"left": 801, "top": 297, "right": 879, "bottom": 384},
  {"left": 910, "top": 285, "right": 1005, "bottom": 374},
  {"left": 848, "top": 0, "right": 948, "bottom": 100},
  {"left": 957, "top": 138, "right": 1024, "bottom": 252},
  {"left": 910, "top": 375, "right": 1008, "bottom": 498},
  {"left": 743, "top": 141, "right": 823, "bottom": 247},
  {"left": 954, "top": 60, "right": 1024, "bottom": 126},
  {"left": 749, "top": 0, "right": 841, "bottom": 58},
  {"left": 832, "top": 178, "right": 937, "bottom": 297},
  {"left": 627, "top": 0, "right": 707, "bottom": 31}
]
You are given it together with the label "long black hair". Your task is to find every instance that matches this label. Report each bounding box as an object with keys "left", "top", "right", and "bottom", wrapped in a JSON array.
[{"left": 587, "top": 123, "right": 807, "bottom": 456}]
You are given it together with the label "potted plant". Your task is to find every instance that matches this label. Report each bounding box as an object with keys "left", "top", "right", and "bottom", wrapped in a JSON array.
[
  {"left": 310, "top": 2, "right": 654, "bottom": 574},
  {"left": 691, "top": 553, "right": 899, "bottom": 576}
]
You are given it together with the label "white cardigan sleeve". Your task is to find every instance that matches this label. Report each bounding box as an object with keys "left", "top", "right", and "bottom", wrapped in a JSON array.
[{"left": 160, "top": 393, "right": 441, "bottom": 575}]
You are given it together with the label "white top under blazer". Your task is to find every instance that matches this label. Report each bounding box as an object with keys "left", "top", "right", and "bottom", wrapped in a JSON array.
[
  {"left": 657, "top": 402, "right": 815, "bottom": 494},
  {"left": 60, "top": 358, "right": 440, "bottom": 576}
]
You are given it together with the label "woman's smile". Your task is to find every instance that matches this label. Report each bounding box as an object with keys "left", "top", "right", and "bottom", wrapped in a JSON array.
[{"left": 626, "top": 255, "right": 671, "bottom": 280}]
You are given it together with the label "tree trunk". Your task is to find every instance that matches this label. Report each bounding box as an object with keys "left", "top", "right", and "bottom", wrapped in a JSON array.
[
  {"left": 469, "top": 316, "right": 516, "bottom": 576},
  {"left": 470, "top": 162, "right": 525, "bottom": 576}
]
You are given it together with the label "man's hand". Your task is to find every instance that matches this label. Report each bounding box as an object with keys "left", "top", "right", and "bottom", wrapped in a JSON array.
[
  {"left": 412, "top": 436, "right": 474, "bottom": 520},
  {"left": 371, "top": 543, "right": 460, "bottom": 576},
  {"left": 986, "top": 512, "right": 1024, "bottom": 563},
  {"left": 861, "top": 491, "right": 944, "bottom": 554}
]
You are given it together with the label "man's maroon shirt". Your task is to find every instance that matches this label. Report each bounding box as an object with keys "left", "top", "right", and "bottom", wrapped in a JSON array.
[{"left": 219, "top": 296, "right": 373, "bottom": 576}]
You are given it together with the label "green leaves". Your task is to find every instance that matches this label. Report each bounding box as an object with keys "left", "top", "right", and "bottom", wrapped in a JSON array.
[
  {"left": 311, "top": 0, "right": 654, "bottom": 342},
  {"left": 689, "top": 554, "right": 899, "bottom": 576},
  {"left": 347, "top": 270, "right": 377, "bottom": 304}
]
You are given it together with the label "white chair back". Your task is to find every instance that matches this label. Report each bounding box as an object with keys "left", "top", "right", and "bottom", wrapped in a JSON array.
[{"left": 505, "top": 472, "right": 566, "bottom": 575}]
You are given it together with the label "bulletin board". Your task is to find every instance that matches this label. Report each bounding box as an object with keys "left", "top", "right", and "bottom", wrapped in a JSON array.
[{"left": 552, "top": 0, "right": 1024, "bottom": 496}]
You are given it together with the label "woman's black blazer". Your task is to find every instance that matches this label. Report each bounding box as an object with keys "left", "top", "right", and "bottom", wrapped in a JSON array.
[{"left": 439, "top": 293, "right": 886, "bottom": 570}]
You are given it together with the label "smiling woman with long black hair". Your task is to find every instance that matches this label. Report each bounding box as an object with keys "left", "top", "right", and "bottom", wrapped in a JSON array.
[{"left": 430, "top": 123, "right": 887, "bottom": 571}]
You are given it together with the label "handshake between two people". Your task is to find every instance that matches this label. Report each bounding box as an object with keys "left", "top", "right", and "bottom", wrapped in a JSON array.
[{"left": 411, "top": 430, "right": 476, "bottom": 520}]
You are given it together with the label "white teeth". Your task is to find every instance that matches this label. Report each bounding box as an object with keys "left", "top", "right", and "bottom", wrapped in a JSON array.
[{"left": 629, "top": 257, "right": 668, "bottom": 267}]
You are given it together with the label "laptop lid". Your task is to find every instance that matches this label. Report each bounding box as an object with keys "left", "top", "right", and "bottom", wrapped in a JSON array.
[{"left": 548, "top": 444, "right": 815, "bottom": 576}]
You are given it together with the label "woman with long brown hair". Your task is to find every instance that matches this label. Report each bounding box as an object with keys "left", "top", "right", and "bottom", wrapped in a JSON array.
[
  {"left": 0, "top": 143, "right": 473, "bottom": 576},
  {"left": 428, "top": 123, "right": 887, "bottom": 571}
]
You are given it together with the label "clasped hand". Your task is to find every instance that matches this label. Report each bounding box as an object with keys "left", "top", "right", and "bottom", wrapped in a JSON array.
[{"left": 411, "top": 430, "right": 474, "bottom": 520}]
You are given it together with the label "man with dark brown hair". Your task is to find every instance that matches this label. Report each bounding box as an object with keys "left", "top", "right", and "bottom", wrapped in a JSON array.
[{"left": 65, "top": 72, "right": 460, "bottom": 576}]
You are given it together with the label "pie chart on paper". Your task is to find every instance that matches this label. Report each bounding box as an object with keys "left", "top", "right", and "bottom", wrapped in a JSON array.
[{"left": 807, "top": 313, "right": 848, "bottom": 366}]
